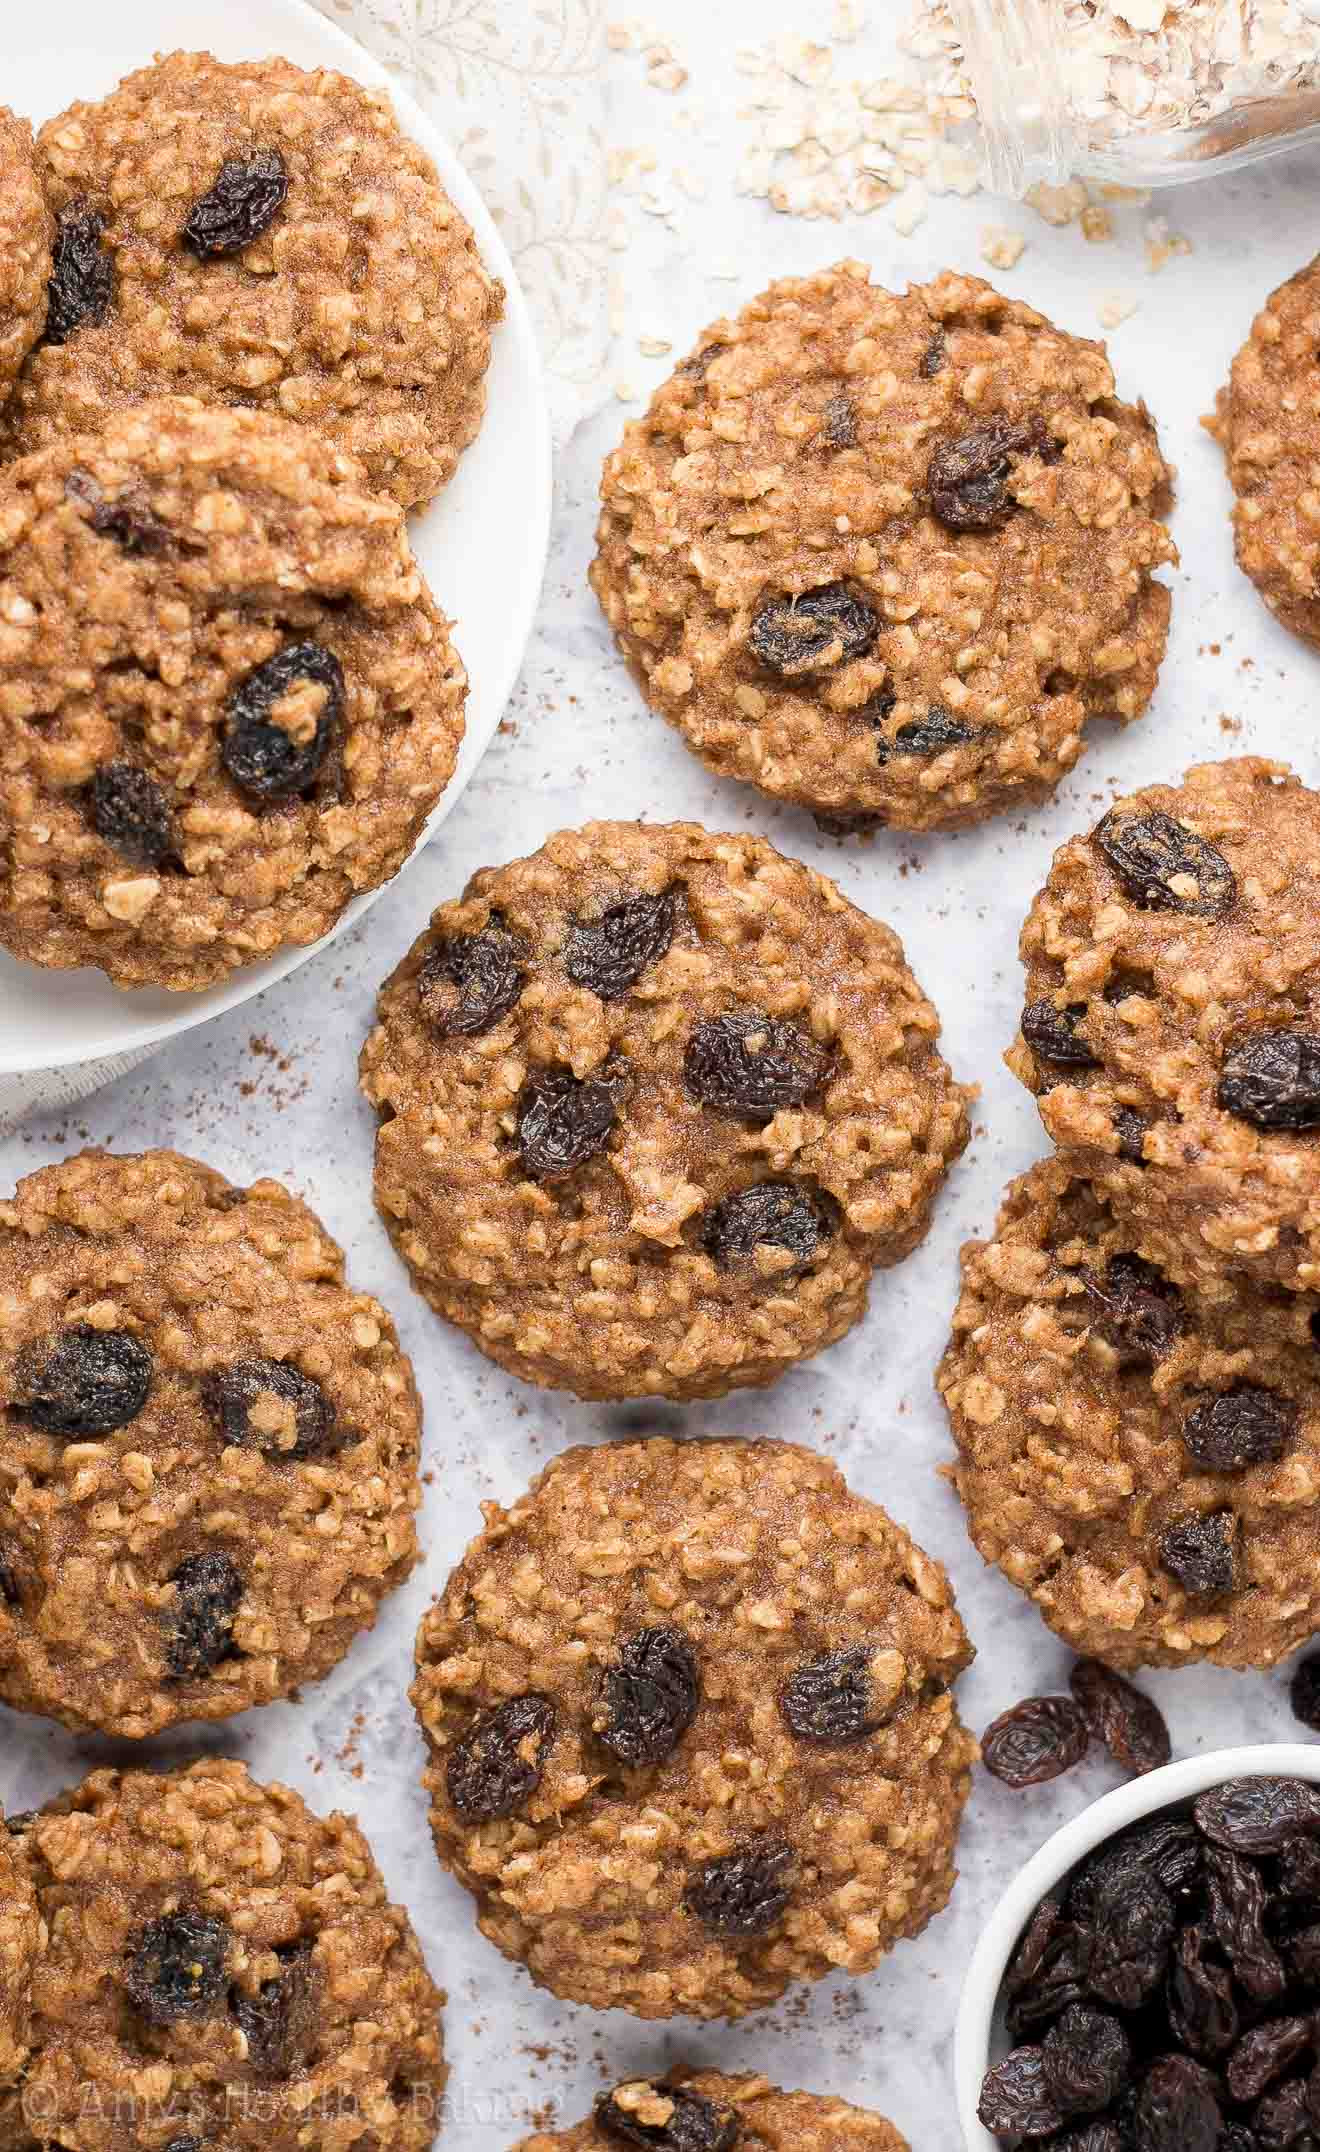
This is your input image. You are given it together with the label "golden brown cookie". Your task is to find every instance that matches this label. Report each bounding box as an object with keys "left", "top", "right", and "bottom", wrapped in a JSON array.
[
  {"left": 939, "top": 1156, "right": 1320, "bottom": 1671},
  {"left": 1211, "top": 254, "right": 1320, "bottom": 648},
  {"left": 7, "top": 1760, "right": 445, "bottom": 2152},
  {"left": 591, "top": 263, "right": 1175, "bottom": 833},
  {"left": 0, "top": 396, "right": 466, "bottom": 991},
  {"left": 8, "top": 50, "right": 503, "bottom": 510},
  {"left": 412, "top": 1436, "right": 976, "bottom": 2020},
  {"left": 514, "top": 2068, "right": 909, "bottom": 2151},
  {"left": 0, "top": 1147, "right": 422, "bottom": 1738},
  {"left": 0, "top": 1829, "right": 39, "bottom": 2089},
  {"left": 1010, "top": 757, "right": 1320, "bottom": 1294},
  {"left": 361, "top": 819, "right": 970, "bottom": 1401},
  {"left": 0, "top": 111, "right": 51, "bottom": 411}
]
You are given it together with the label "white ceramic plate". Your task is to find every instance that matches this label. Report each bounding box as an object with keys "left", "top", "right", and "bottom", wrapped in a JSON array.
[{"left": 0, "top": 0, "right": 551, "bottom": 1072}]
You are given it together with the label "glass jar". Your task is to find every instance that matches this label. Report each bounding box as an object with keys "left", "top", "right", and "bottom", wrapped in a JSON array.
[{"left": 945, "top": 0, "right": 1320, "bottom": 195}]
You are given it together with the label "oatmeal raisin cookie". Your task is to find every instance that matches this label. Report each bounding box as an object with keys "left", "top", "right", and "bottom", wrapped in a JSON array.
[
  {"left": 0, "top": 112, "right": 50, "bottom": 410},
  {"left": 514, "top": 2068, "right": 909, "bottom": 2150}
]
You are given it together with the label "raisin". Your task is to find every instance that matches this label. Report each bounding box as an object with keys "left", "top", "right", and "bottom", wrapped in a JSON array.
[
  {"left": 1256, "top": 2076, "right": 1311, "bottom": 2149},
  {"left": 1160, "top": 1514, "right": 1237, "bottom": 1599},
  {"left": 1115, "top": 1109, "right": 1150, "bottom": 1164},
  {"left": 447, "top": 1695, "right": 556, "bottom": 1821},
  {"left": 1196, "top": 1779, "right": 1320, "bottom": 1856},
  {"left": 679, "top": 344, "right": 722, "bottom": 381},
  {"left": 1042, "top": 2004, "right": 1131, "bottom": 2116},
  {"left": 1168, "top": 1924, "right": 1238, "bottom": 2059},
  {"left": 981, "top": 1696, "right": 1090, "bottom": 1788},
  {"left": 779, "top": 1644, "right": 893, "bottom": 1746},
  {"left": 749, "top": 583, "right": 878, "bottom": 677},
  {"left": 231, "top": 1943, "right": 316, "bottom": 2080},
  {"left": 1278, "top": 1836, "right": 1320, "bottom": 1904},
  {"left": 67, "top": 471, "right": 172, "bottom": 557},
  {"left": 1021, "top": 1000, "right": 1099, "bottom": 1068},
  {"left": 1082, "top": 1254, "right": 1180, "bottom": 1365},
  {"left": 1229, "top": 2021, "right": 1315, "bottom": 2105},
  {"left": 1052, "top": 2129, "right": 1123, "bottom": 2152},
  {"left": 417, "top": 918, "right": 524, "bottom": 1038},
  {"left": 182, "top": 151, "right": 289, "bottom": 257},
  {"left": 87, "top": 763, "right": 174, "bottom": 867},
  {"left": 1007, "top": 1923, "right": 1094, "bottom": 2042},
  {"left": 165, "top": 1552, "right": 243, "bottom": 1680},
  {"left": 1088, "top": 1872, "right": 1175, "bottom": 2009},
  {"left": 928, "top": 416, "right": 1055, "bottom": 531},
  {"left": 516, "top": 1067, "right": 617, "bottom": 1178},
  {"left": 1071, "top": 1818, "right": 1202, "bottom": 1923},
  {"left": 1133, "top": 2055, "right": 1222, "bottom": 2152},
  {"left": 565, "top": 892, "right": 676, "bottom": 1000},
  {"left": 977, "top": 2046, "right": 1065, "bottom": 2141},
  {"left": 13, "top": 1324, "right": 152, "bottom": 1437},
  {"left": 45, "top": 202, "right": 113, "bottom": 345},
  {"left": 684, "top": 1010, "right": 831, "bottom": 1119},
  {"left": 1007, "top": 1896, "right": 1064, "bottom": 1995},
  {"left": 700, "top": 1182, "right": 831, "bottom": 1270},
  {"left": 164, "top": 2140, "right": 203, "bottom": 2151},
  {"left": 822, "top": 392, "right": 858, "bottom": 448},
  {"left": 919, "top": 327, "right": 947, "bottom": 377},
  {"left": 1069, "top": 1659, "right": 1171, "bottom": 1777},
  {"left": 594, "top": 2084, "right": 741, "bottom": 2152},
  {"left": 1291, "top": 1654, "right": 1320, "bottom": 1733},
  {"left": 222, "top": 643, "right": 343, "bottom": 804},
  {"left": 1205, "top": 1846, "right": 1287, "bottom": 2002},
  {"left": 597, "top": 1628, "right": 700, "bottom": 1768},
  {"left": 874, "top": 704, "right": 979, "bottom": 764},
  {"left": 1291, "top": 1924, "right": 1320, "bottom": 1987},
  {"left": 1094, "top": 808, "right": 1237, "bottom": 920},
  {"left": 1184, "top": 1387, "right": 1296, "bottom": 1474},
  {"left": 203, "top": 1359, "right": 337, "bottom": 1461},
  {"left": 125, "top": 1912, "right": 232, "bottom": 2025},
  {"left": 1219, "top": 1033, "right": 1320, "bottom": 1133},
  {"left": 683, "top": 1839, "right": 793, "bottom": 1936}
]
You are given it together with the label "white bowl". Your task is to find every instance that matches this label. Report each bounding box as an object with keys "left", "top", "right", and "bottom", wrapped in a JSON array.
[
  {"left": 0, "top": 0, "right": 551, "bottom": 1072},
  {"left": 954, "top": 1743, "right": 1320, "bottom": 2150}
]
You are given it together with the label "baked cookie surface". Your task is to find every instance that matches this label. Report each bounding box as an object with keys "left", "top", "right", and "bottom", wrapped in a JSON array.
[
  {"left": 1010, "top": 758, "right": 1320, "bottom": 1293},
  {"left": 6, "top": 1761, "right": 445, "bottom": 2152},
  {"left": 939, "top": 1156, "right": 1320, "bottom": 1671},
  {"left": 361, "top": 819, "right": 970, "bottom": 1400},
  {"left": 514, "top": 2068, "right": 909, "bottom": 2151},
  {"left": 0, "top": 111, "right": 51, "bottom": 409},
  {"left": 591, "top": 263, "right": 1175, "bottom": 833},
  {"left": 0, "top": 396, "right": 466, "bottom": 991},
  {"left": 0, "top": 1831, "right": 39, "bottom": 2090},
  {"left": 412, "top": 1436, "right": 976, "bottom": 2020},
  {"left": 1212, "top": 253, "right": 1320, "bottom": 648},
  {"left": 0, "top": 1147, "right": 421, "bottom": 1738},
  {"left": 7, "top": 50, "right": 503, "bottom": 509}
]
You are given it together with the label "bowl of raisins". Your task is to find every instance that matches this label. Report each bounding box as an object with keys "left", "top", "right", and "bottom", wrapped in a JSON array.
[{"left": 955, "top": 1746, "right": 1320, "bottom": 2150}]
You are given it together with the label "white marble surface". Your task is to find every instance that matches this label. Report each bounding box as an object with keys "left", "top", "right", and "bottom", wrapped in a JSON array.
[{"left": 7, "top": 4, "right": 1320, "bottom": 2145}]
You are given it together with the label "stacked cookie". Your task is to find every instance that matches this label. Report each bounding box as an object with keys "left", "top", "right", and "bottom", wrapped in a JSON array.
[
  {"left": 0, "top": 53, "right": 504, "bottom": 991},
  {"left": 940, "top": 757, "right": 1320, "bottom": 1672}
]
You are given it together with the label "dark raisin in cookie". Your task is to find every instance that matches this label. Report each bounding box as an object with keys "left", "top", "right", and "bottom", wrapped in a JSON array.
[{"left": 513, "top": 2067, "right": 910, "bottom": 2150}]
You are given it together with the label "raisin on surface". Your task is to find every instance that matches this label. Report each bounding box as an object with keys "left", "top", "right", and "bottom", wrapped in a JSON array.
[
  {"left": 13, "top": 1324, "right": 152, "bottom": 1438},
  {"left": 1183, "top": 1387, "right": 1296, "bottom": 1474},
  {"left": 1168, "top": 1923, "right": 1239, "bottom": 2059},
  {"left": 977, "top": 2046, "right": 1064, "bottom": 2141},
  {"left": 565, "top": 892, "right": 676, "bottom": 1000},
  {"left": 597, "top": 1627, "right": 700, "bottom": 1768},
  {"left": 447, "top": 1695, "right": 556, "bottom": 1822},
  {"left": 1095, "top": 808, "right": 1237, "bottom": 920},
  {"left": 125, "top": 1912, "right": 232, "bottom": 2025},
  {"left": 1133, "top": 2055, "right": 1222, "bottom": 2152},
  {"left": 1205, "top": 1845, "right": 1286, "bottom": 2003},
  {"left": 165, "top": 1552, "right": 243, "bottom": 1681},
  {"left": 230, "top": 1943, "right": 317, "bottom": 2080},
  {"left": 749, "top": 583, "right": 878, "bottom": 677},
  {"left": 822, "top": 392, "right": 858, "bottom": 448},
  {"left": 1069, "top": 1659, "right": 1171, "bottom": 1777},
  {"left": 1042, "top": 2004, "right": 1131, "bottom": 2116},
  {"left": 1160, "top": 1513, "right": 1237, "bottom": 1600},
  {"left": 1082, "top": 1255, "right": 1180, "bottom": 1366},
  {"left": 1021, "top": 1000, "right": 1099, "bottom": 1069},
  {"left": 45, "top": 202, "right": 113, "bottom": 344},
  {"left": 875, "top": 704, "right": 979, "bottom": 764},
  {"left": 1114, "top": 1108, "right": 1149, "bottom": 1164},
  {"left": 182, "top": 150, "right": 289, "bottom": 257},
  {"left": 1219, "top": 1033, "right": 1320, "bottom": 1133},
  {"left": 1088, "top": 1872, "right": 1176, "bottom": 2009},
  {"left": 700, "top": 1181, "right": 830, "bottom": 1271},
  {"left": 779, "top": 1644, "right": 892, "bottom": 1746},
  {"left": 594, "top": 2084, "right": 741, "bottom": 2152},
  {"left": 683, "top": 1839, "right": 794, "bottom": 1936},
  {"left": 68, "top": 472, "right": 172, "bottom": 557},
  {"left": 1228, "top": 2020, "right": 1315, "bottom": 2105},
  {"left": 918, "top": 327, "right": 947, "bottom": 377},
  {"left": 203, "top": 1359, "right": 337, "bottom": 1461},
  {"left": 928, "top": 416, "right": 1055, "bottom": 531},
  {"left": 982, "top": 1696, "right": 1090, "bottom": 1788},
  {"left": 516, "top": 1067, "right": 617, "bottom": 1178},
  {"left": 1291, "top": 1654, "right": 1320, "bottom": 1733},
  {"left": 417, "top": 918, "right": 524, "bottom": 1038},
  {"left": 164, "top": 2140, "right": 203, "bottom": 2152},
  {"left": 684, "top": 1010, "right": 831, "bottom": 1120},
  {"left": 222, "top": 642, "right": 343, "bottom": 804},
  {"left": 1196, "top": 1778, "right": 1320, "bottom": 1856},
  {"left": 87, "top": 763, "right": 175, "bottom": 867}
]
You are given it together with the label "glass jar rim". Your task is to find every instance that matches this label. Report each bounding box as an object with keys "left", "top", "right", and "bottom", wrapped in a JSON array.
[{"left": 946, "top": 0, "right": 1077, "bottom": 193}]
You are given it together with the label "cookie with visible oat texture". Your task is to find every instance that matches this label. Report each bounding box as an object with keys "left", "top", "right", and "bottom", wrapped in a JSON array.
[
  {"left": 0, "top": 111, "right": 51, "bottom": 411},
  {"left": 514, "top": 2068, "right": 909, "bottom": 2151}
]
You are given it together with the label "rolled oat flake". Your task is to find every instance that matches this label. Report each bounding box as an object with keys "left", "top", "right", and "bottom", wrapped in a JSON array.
[{"left": 913, "top": 0, "right": 1320, "bottom": 193}]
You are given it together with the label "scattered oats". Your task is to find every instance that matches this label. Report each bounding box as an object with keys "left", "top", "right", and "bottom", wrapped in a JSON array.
[
  {"left": 848, "top": 171, "right": 897, "bottom": 214},
  {"left": 1100, "top": 182, "right": 1152, "bottom": 203},
  {"left": 775, "top": 34, "right": 835, "bottom": 88},
  {"left": 1081, "top": 204, "right": 1115, "bottom": 242},
  {"left": 980, "top": 224, "right": 1027, "bottom": 269},
  {"left": 606, "top": 21, "right": 636, "bottom": 51},
  {"left": 862, "top": 77, "right": 927, "bottom": 112},
  {"left": 1098, "top": 291, "right": 1139, "bottom": 328},
  {"left": 638, "top": 336, "right": 672, "bottom": 357},
  {"left": 1145, "top": 213, "right": 1193, "bottom": 272},
  {"left": 614, "top": 379, "right": 640, "bottom": 402},
  {"left": 735, "top": 44, "right": 770, "bottom": 77},
  {"left": 891, "top": 182, "right": 929, "bottom": 234},
  {"left": 834, "top": 0, "right": 869, "bottom": 37},
  {"left": 1025, "top": 177, "right": 1089, "bottom": 225},
  {"left": 929, "top": 141, "right": 982, "bottom": 194},
  {"left": 647, "top": 59, "right": 688, "bottom": 93},
  {"left": 792, "top": 139, "right": 833, "bottom": 179}
]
